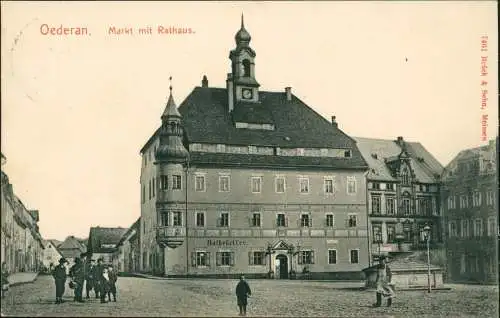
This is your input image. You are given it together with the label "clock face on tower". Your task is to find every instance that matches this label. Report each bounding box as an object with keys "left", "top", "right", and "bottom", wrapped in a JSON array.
[{"left": 242, "top": 88, "right": 253, "bottom": 100}]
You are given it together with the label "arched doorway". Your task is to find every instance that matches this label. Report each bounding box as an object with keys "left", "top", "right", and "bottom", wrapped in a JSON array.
[{"left": 276, "top": 254, "right": 288, "bottom": 279}]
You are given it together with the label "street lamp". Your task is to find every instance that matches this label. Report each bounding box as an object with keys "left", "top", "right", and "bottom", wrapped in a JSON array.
[
  {"left": 264, "top": 243, "right": 275, "bottom": 279},
  {"left": 375, "top": 232, "right": 382, "bottom": 260},
  {"left": 423, "top": 224, "right": 432, "bottom": 293}
]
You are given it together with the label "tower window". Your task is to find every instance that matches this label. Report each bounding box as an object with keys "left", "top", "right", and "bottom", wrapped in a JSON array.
[
  {"left": 160, "top": 175, "right": 168, "bottom": 190},
  {"left": 172, "top": 175, "right": 182, "bottom": 190},
  {"left": 242, "top": 59, "right": 251, "bottom": 77}
]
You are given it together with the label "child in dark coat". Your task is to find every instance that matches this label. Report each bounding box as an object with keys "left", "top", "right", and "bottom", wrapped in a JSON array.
[{"left": 107, "top": 265, "right": 118, "bottom": 302}]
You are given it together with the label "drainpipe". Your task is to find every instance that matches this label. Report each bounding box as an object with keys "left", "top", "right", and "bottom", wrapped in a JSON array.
[
  {"left": 185, "top": 158, "right": 190, "bottom": 278},
  {"left": 365, "top": 172, "right": 372, "bottom": 267}
]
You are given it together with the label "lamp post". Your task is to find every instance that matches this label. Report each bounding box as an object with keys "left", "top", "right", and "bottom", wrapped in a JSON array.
[
  {"left": 375, "top": 232, "right": 382, "bottom": 261},
  {"left": 265, "top": 243, "right": 275, "bottom": 279},
  {"left": 423, "top": 224, "right": 431, "bottom": 293}
]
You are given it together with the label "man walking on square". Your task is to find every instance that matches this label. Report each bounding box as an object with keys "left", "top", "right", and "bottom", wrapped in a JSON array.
[
  {"left": 52, "top": 258, "right": 68, "bottom": 304},
  {"left": 235, "top": 275, "right": 252, "bottom": 316}
]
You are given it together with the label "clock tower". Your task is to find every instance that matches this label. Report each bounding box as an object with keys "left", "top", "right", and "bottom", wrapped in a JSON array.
[{"left": 228, "top": 14, "right": 260, "bottom": 107}]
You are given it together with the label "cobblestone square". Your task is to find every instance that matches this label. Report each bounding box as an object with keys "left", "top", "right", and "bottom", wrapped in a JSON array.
[{"left": 1, "top": 276, "right": 498, "bottom": 317}]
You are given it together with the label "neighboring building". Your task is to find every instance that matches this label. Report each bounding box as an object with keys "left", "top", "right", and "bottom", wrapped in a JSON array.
[
  {"left": 42, "top": 239, "right": 64, "bottom": 270},
  {"left": 1, "top": 153, "right": 45, "bottom": 273},
  {"left": 354, "top": 137, "right": 444, "bottom": 264},
  {"left": 113, "top": 218, "right": 140, "bottom": 273},
  {"left": 442, "top": 138, "right": 498, "bottom": 284},
  {"left": 139, "top": 17, "right": 369, "bottom": 279},
  {"left": 58, "top": 235, "right": 87, "bottom": 266},
  {"left": 88, "top": 227, "right": 128, "bottom": 265}
]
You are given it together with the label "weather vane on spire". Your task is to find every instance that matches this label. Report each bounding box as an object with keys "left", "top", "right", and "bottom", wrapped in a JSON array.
[
  {"left": 241, "top": 13, "right": 244, "bottom": 28},
  {"left": 169, "top": 76, "right": 173, "bottom": 92}
]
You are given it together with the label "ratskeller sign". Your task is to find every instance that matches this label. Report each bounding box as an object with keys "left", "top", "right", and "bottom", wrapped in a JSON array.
[{"left": 207, "top": 239, "right": 247, "bottom": 246}]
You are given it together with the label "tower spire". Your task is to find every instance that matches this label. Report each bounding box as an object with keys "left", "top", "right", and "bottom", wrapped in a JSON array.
[
  {"left": 235, "top": 13, "right": 251, "bottom": 45},
  {"left": 162, "top": 75, "right": 181, "bottom": 119}
]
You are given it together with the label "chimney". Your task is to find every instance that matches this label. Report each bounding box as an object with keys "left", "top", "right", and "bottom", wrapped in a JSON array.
[
  {"left": 201, "top": 75, "right": 208, "bottom": 88},
  {"left": 331, "top": 116, "right": 338, "bottom": 128},
  {"left": 226, "top": 73, "right": 234, "bottom": 112},
  {"left": 285, "top": 87, "right": 292, "bottom": 101},
  {"left": 396, "top": 136, "right": 404, "bottom": 145}
]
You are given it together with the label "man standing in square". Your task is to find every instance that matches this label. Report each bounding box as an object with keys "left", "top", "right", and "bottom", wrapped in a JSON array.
[{"left": 235, "top": 275, "right": 252, "bottom": 316}]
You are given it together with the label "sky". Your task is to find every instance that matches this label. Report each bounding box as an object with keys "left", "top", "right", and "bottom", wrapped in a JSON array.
[{"left": 1, "top": 1, "right": 498, "bottom": 241}]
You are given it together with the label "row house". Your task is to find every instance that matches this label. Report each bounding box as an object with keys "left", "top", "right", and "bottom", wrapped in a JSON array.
[
  {"left": 41, "top": 240, "right": 64, "bottom": 271},
  {"left": 57, "top": 235, "right": 87, "bottom": 268},
  {"left": 1, "top": 153, "right": 45, "bottom": 273},
  {"left": 442, "top": 138, "right": 497, "bottom": 283},
  {"left": 87, "top": 227, "right": 128, "bottom": 265},
  {"left": 354, "top": 137, "right": 444, "bottom": 263},
  {"left": 112, "top": 218, "right": 140, "bottom": 274}
]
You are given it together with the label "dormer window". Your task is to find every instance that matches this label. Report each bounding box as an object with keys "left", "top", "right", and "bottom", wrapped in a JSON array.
[
  {"left": 401, "top": 167, "right": 410, "bottom": 185},
  {"left": 242, "top": 59, "right": 251, "bottom": 77},
  {"left": 344, "top": 150, "right": 352, "bottom": 158}
]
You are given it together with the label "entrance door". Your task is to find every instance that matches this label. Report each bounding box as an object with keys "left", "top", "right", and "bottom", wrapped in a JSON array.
[{"left": 276, "top": 254, "right": 288, "bottom": 279}]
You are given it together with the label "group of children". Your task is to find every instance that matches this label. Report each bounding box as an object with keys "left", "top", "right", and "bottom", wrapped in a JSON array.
[{"left": 99, "top": 264, "right": 118, "bottom": 302}]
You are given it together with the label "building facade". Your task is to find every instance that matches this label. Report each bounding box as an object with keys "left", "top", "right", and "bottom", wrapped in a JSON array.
[
  {"left": 139, "top": 18, "right": 370, "bottom": 279},
  {"left": 88, "top": 227, "right": 128, "bottom": 265},
  {"left": 113, "top": 218, "right": 140, "bottom": 273},
  {"left": 442, "top": 138, "right": 498, "bottom": 284},
  {"left": 57, "top": 236, "right": 87, "bottom": 268},
  {"left": 42, "top": 240, "right": 64, "bottom": 270},
  {"left": 1, "top": 153, "right": 45, "bottom": 273},
  {"left": 354, "top": 137, "right": 444, "bottom": 265}
]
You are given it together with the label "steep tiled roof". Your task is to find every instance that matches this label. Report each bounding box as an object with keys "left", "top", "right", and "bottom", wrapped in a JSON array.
[
  {"left": 88, "top": 227, "right": 128, "bottom": 254},
  {"left": 48, "top": 239, "right": 63, "bottom": 248},
  {"left": 117, "top": 218, "right": 140, "bottom": 247},
  {"left": 141, "top": 87, "right": 367, "bottom": 169},
  {"left": 354, "top": 137, "right": 443, "bottom": 183},
  {"left": 43, "top": 240, "right": 63, "bottom": 256},
  {"left": 189, "top": 152, "right": 366, "bottom": 170},
  {"left": 58, "top": 236, "right": 87, "bottom": 252},
  {"left": 443, "top": 138, "right": 497, "bottom": 180}
]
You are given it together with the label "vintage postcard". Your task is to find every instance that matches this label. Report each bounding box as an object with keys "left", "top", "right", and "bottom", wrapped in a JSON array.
[{"left": 1, "top": 1, "right": 498, "bottom": 317}]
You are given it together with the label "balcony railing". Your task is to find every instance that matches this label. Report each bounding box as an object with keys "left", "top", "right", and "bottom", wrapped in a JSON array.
[{"left": 156, "top": 226, "right": 185, "bottom": 248}]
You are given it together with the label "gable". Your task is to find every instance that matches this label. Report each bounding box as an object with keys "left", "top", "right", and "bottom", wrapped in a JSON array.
[
  {"left": 272, "top": 240, "right": 291, "bottom": 250},
  {"left": 89, "top": 227, "right": 128, "bottom": 253}
]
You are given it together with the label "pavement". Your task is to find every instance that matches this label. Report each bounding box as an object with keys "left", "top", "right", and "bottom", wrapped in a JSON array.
[
  {"left": 1, "top": 275, "right": 497, "bottom": 317},
  {"left": 6, "top": 272, "right": 39, "bottom": 287},
  {"left": 129, "top": 273, "right": 452, "bottom": 291}
]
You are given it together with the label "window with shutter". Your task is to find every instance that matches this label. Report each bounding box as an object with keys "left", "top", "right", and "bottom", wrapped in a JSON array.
[
  {"left": 230, "top": 252, "right": 235, "bottom": 266},
  {"left": 191, "top": 252, "right": 196, "bottom": 267},
  {"left": 206, "top": 252, "right": 211, "bottom": 267}
]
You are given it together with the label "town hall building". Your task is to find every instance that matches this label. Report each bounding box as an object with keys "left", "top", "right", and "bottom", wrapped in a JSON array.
[{"left": 139, "top": 17, "right": 370, "bottom": 279}]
